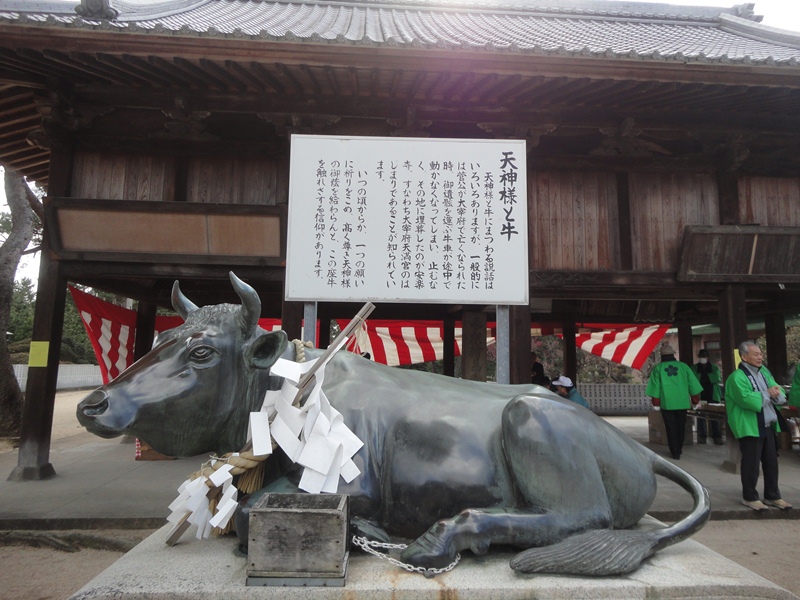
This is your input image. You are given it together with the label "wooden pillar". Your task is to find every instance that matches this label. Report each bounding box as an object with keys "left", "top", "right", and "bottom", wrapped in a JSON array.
[
  {"left": 508, "top": 305, "right": 531, "bottom": 384},
  {"left": 9, "top": 147, "right": 73, "bottom": 481},
  {"left": 764, "top": 312, "right": 788, "bottom": 382},
  {"left": 281, "top": 298, "right": 303, "bottom": 343},
  {"left": 318, "top": 317, "right": 331, "bottom": 349},
  {"left": 677, "top": 324, "right": 694, "bottom": 365},
  {"left": 133, "top": 302, "right": 157, "bottom": 362},
  {"left": 462, "top": 309, "right": 487, "bottom": 381},
  {"left": 443, "top": 313, "right": 456, "bottom": 377},
  {"left": 718, "top": 284, "right": 748, "bottom": 378},
  {"left": 562, "top": 322, "right": 577, "bottom": 382},
  {"left": 718, "top": 284, "right": 747, "bottom": 474}
]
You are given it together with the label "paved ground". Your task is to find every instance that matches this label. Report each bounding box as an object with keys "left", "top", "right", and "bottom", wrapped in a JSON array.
[{"left": 1, "top": 391, "right": 800, "bottom": 598}]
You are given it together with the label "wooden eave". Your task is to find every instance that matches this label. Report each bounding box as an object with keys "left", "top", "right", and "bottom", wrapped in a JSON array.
[
  {"left": 2, "top": 26, "right": 800, "bottom": 87},
  {"left": 2, "top": 23, "right": 800, "bottom": 182}
]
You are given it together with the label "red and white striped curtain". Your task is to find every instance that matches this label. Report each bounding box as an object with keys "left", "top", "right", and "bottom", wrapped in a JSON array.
[
  {"left": 69, "top": 287, "right": 280, "bottom": 384},
  {"left": 70, "top": 287, "right": 668, "bottom": 381}
]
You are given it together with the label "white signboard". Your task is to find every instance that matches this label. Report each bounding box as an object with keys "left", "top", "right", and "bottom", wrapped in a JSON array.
[{"left": 286, "top": 135, "right": 528, "bottom": 305}]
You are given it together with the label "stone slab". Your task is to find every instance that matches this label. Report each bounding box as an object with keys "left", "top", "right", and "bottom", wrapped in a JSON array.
[{"left": 70, "top": 520, "right": 797, "bottom": 600}]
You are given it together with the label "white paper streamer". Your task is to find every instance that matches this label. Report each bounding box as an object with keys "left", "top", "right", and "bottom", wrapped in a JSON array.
[{"left": 268, "top": 356, "right": 364, "bottom": 494}]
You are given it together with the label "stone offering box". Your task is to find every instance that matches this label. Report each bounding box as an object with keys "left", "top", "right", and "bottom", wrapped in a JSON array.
[{"left": 246, "top": 493, "right": 349, "bottom": 587}]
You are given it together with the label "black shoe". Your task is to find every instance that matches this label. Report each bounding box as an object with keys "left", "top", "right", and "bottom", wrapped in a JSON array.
[
  {"left": 671, "top": 453, "right": 681, "bottom": 460},
  {"left": 697, "top": 438, "right": 707, "bottom": 444},
  {"left": 713, "top": 439, "right": 724, "bottom": 445}
]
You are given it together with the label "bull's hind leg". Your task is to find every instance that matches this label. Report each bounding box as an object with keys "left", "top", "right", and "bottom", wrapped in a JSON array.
[
  {"left": 402, "top": 394, "right": 616, "bottom": 569},
  {"left": 401, "top": 506, "right": 612, "bottom": 569}
]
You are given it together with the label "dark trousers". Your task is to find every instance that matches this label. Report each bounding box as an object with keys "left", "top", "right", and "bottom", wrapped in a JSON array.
[
  {"left": 661, "top": 409, "right": 687, "bottom": 459},
  {"left": 739, "top": 434, "right": 781, "bottom": 502},
  {"left": 697, "top": 416, "right": 722, "bottom": 441}
]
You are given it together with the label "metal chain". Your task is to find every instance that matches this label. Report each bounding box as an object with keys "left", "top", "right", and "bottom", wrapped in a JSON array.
[{"left": 351, "top": 535, "right": 460, "bottom": 578}]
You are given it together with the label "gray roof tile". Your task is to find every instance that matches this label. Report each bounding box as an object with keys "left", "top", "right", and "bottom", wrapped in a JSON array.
[{"left": 1, "top": 0, "right": 799, "bottom": 65}]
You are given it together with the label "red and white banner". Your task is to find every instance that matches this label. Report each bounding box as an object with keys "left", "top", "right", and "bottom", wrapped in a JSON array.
[
  {"left": 70, "top": 287, "right": 668, "bottom": 380},
  {"left": 574, "top": 324, "right": 670, "bottom": 371}
]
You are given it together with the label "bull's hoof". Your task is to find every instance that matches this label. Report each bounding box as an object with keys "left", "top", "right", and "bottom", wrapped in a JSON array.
[
  {"left": 470, "top": 538, "right": 490, "bottom": 556},
  {"left": 400, "top": 530, "right": 456, "bottom": 570}
]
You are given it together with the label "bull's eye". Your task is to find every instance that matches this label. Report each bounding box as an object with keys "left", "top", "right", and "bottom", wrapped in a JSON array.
[{"left": 188, "top": 345, "right": 217, "bottom": 364}]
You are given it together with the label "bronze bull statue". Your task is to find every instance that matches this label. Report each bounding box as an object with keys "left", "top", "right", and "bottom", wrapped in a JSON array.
[{"left": 77, "top": 273, "right": 710, "bottom": 576}]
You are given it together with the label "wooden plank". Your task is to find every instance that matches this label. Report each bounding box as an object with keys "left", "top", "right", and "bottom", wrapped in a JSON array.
[
  {"left": 58, "top": 209, "right": 208, "bottom": 254},
  {"left": 207, "top": 214, "right": 282, "bottom": 257},
  {"left": 585, "top": 172, "right": 599, "bottom": 270},
  {"left": 108, "top": 154, "right": 127, "bottom": 199},
  {"left": 573, "top": 172, "right": 584, "bottom": 269},
  {"left": 535, "top": 172, "right": 549, "bottom": 269},
  {"left": 561, "top": 172, "right": 574, "bottom": 269}
]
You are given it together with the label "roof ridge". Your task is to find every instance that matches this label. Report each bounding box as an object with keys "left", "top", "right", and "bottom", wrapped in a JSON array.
[
  {"left": 1, "top": 0, "right": 755, "bottom": 24},
  {"left": 719, "top": 13, "right": 800, "bottom": 49}
]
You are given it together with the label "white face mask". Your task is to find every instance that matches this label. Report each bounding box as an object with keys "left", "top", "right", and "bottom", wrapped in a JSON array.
[{"left": 699, "top": 357, "right": 708, "bottom": 364}]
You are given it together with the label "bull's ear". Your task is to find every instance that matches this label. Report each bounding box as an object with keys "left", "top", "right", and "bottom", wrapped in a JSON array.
[{"left": 246, "top": 330, "right": 289, "bottom": 370}]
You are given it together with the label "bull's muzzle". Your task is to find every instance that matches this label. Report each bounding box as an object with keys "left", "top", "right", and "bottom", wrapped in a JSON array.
[{"left": 76, "top": 389, "right": 131, "bottom": 438}]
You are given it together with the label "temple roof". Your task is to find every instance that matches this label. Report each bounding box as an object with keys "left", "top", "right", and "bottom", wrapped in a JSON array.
[{"left": 2, "top": 0, "right": 799, "bottom": 66}]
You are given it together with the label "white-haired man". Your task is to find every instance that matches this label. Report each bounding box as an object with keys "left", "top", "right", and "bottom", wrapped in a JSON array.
[{"left": 725, "top": 341, "right": 792, "bottom": 511}]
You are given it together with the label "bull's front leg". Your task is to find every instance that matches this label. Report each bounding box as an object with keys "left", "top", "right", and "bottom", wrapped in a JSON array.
[{"left": 400, "top": 507, "right": 611, "bottom": 570}]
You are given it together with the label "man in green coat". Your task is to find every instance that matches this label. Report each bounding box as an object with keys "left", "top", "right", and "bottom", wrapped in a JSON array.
[
  {"left": 646, "top": 344, "right": 703, "bottom": 460},
  {"left": 725, "top": 341, "right": 791, "bottom": 511},
  {"left": 789, "top": 366, "right": 800, "bottom": 408},
  {"left": 691, "top": 349, "right": 724, "bottom": 444}
]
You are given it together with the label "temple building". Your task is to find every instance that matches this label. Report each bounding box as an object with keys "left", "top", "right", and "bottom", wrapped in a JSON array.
[{"left": 1, "top": 0, "right": 799, "bottom": 478}]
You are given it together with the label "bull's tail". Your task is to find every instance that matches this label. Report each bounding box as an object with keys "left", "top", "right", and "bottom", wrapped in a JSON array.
[{"left": 509, "top": 454, "right": 710, "bottom": 576}]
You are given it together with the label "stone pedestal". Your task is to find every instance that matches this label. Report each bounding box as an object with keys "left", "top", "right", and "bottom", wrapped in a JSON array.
[{"left": 70, "top": 520, "right": 795, "bottom": 600}]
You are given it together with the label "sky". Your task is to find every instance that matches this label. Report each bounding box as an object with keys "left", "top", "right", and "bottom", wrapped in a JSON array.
[{"left": 2, "top": 0, "right": 800, "bottom": 286}]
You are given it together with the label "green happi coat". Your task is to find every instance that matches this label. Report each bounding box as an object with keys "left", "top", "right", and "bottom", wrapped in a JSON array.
[
  {"left": 646, "top": 358, "right": 704, "bottom": 410},
  {"left": 725, "top": 364, "right": 782, "bottom": 438}
]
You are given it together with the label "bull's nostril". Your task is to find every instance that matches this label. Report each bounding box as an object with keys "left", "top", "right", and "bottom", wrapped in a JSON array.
[
  {"left": 83, "top": 397, "right": 109, "bottom": 416},
  {"left": 79, "top": 390, "right": 110, "bottom": 417}
]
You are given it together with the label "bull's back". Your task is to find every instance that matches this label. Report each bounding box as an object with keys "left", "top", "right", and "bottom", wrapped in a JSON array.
[{"left": 317, "top": 352, "right": 538, "bottom": 534}]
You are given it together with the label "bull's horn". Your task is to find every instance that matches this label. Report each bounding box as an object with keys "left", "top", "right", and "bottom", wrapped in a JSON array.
[
  {"left": 171, "top": 280, "right": 199, "bottom": 320},
  {"left": 230, "top": 272, "right": 260, "bottom": 333}
]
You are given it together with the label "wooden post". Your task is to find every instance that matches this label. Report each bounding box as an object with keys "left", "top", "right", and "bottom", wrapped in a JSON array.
[
  {"left": 133, "top": 301, "right": 157, "bottom": 362},
  {"left": 677, "top": 324, "right": 694, "bottom": 366},
  {"left": 764, "top": 312, "right": 788, "bottom": 382},
  {"left": 718, "top": 284, "right": 747, "bottom": 474},
  {"left": 562, "top": 321, "right": 577, "bottom": 382},
  {"left": 509, "top": 305, "right": 531, "bottom": 384},
  {"left": 281, "top": 298, "right": 303, "bottom": 343},
  {"left": 462, "top": 308, "right": 487, "bottom": 382},
  {"left": 318, "top": 317, "right": 331, "bottom": 349},
  {"left": 9, "top": 146, "right": 72, "bottom": 481},
  {"left": 718, "top": 285, "right": 748, "bottom": 378},
  {"left": 443, "top": 312, "right": 456, "bottom": 377}
]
